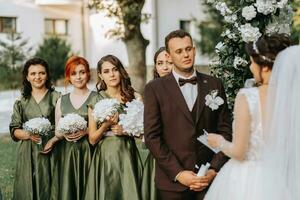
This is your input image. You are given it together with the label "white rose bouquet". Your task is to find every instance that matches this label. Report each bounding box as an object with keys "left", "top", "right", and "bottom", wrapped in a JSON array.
[
  {"left": 57, "top": 113, "right": 87, "bottom": 136},
  {"left": 118, "top": 100, "right": 144, "bottom": 137},
  {"left": 23, "top": 117, "right": 52, "bottom": 146},
  {"left": 92, "top": 98, "right": 121, "bottom": 124}
]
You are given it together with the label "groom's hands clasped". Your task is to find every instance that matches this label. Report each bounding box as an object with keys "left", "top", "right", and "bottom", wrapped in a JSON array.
[
  {"left": 176, "top": 170, "right": 216, "bottom": 192},
  {"left": 189, "top": 169, "right": 217, "bottom": 192}
]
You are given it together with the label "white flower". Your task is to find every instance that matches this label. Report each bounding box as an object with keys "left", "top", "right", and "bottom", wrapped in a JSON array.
[
  {"left": 57, "top": 113, "right": 87, "bottom": 135},
  {"left": 215, "top": 2, "right": 232, "bottom": 16},
  {"left": 265, "top": 21, "right": 280, "bottom": 35},
  {"left": 224, "top": 14, "right": 237, "bottom": 23},
  {"left": 209, "top": 57, "right": 221, "bottom": 66},
  {"left": 23, "top": 117, "right": 52, "bottom": 136},
  {"left": 277, "top": 24, "right": 291, "bottom": 35},
  {"left": 215, "top": 42, "right": 225, "bottom": 53},
  {"left": 93, "top": 98, "right": 121, "bottom": 123},
  {"left": 277, "top": 0, "right": 288, "bottom": 9},
  {"left": 205, "top": 90, "right": 224, "bottom": 111},
  {"left": 239, "top": 23, "right": 262, "bottom": 42},
  {"left": 222, "top": 29, "right": 237, "bottom": 40},
  {"left": 233, "top": 56, "right": 248, "bottom": 69},
  {"left": 242, "top": 5, "right": 257, "bottom": 21},
  {"left": 118, "top": 100, "right": 144, "bottom": 137},
  {"left": 255, "top": 0, "right": 276, "bottom": 15}
]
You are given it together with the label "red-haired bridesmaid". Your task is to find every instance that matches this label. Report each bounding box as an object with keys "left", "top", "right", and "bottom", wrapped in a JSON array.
[{"left": 44, "top": 56, "right": 97, "bottom": 200}]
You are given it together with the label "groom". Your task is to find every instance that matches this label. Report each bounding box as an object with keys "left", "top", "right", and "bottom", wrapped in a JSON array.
[{"left": 144, "top": 30, "right": 232, "bottom": 199}]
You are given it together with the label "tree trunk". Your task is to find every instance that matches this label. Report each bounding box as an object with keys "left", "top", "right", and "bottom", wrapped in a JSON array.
[{"left": 124, "top": 33, "right": 149, "bottom": 93}]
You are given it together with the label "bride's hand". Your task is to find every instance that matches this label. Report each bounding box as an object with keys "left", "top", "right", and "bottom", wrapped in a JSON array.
[{"left": 207, "top": 133, "right": 225, "bottom": 149}]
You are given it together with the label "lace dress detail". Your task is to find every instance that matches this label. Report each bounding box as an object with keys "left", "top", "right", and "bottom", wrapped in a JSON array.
[
  {"left": 239, "top": 87, "right": 263, "bottom": 161},
  {"left": 204, "top": 87, "right": 264, "bottom": 200}
]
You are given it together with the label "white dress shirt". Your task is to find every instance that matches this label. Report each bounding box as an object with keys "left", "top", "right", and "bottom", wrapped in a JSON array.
[{"left": 172, "top": 70, "right": 198, "bottom": 111}]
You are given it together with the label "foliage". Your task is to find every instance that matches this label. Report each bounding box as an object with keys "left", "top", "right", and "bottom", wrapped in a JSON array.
[
  {"left": 0, "top": 64, "right": 22, "bottom": 90},
  {"left": 35, "top": 36, "right": 73, "bottom": 82},
  {"left": 0, "top": 32, "right": 32, "bottom": 69},
  {"left": 290, "top": 0, "right": 300, "bottom": 42},
  {"left": 0, "top": 33, "right": 31, "bottom": 90},
  {"left": 205, "top": 0, "right": 293, "bottom": 110},
  {"left": 196, "top": 1, "right": 228, "bottom": 57},
  {"left": 88, "top": 0, "right": 150, "bottom": 41},
  {"left": 88, "top": 0, "right": 150, "bottom": 92}
]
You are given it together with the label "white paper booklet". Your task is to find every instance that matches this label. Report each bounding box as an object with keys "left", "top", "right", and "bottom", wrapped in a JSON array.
[
  {"left": 197, "top": 162, "right": 211, "bottom": 177},
  {"left": 197, "top": 129, "right": 221, "bottom": 153}
]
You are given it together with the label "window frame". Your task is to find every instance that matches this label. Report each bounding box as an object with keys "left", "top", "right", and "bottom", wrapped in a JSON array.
[
  {"left": 45, "top": 18, "right": 68, "bottom": 36},
  {"left": 179, "top": 19, "right": 191, "bottom": 33},
  {"left": 0, "top": 16, "right": 17, "bottom": 33}
]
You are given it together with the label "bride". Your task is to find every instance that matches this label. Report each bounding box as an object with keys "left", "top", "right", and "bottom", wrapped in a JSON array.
[
  {"left": 202, "top": 34, "right": 291, "bottom": 200},
  {"left": 259, "top": 45, "right": 300, "bottom": 200}
]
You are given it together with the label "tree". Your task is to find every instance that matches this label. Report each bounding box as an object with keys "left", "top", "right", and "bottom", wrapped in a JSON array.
[
  {"left": 290, "top": 0, "right": 300, "bottom": 42},
  {"left": 89, "top": 0, "right": 150, "bottom": 92},
  {"left": 196, "top": 2, "right": 224, "bottom": 57},
  {"left": 35, "top": 37, "right": 73, "bottom": 83},
  {"left": 0, "top": 32, "right": 32, "bottom": 69},
  {"left": 0, "top": 32, "right": 31, "bottom": 90}
]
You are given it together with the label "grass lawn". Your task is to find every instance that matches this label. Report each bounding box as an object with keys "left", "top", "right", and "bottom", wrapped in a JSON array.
[{"left": 0, "top": 135, "right": 17, "bottom": 200}]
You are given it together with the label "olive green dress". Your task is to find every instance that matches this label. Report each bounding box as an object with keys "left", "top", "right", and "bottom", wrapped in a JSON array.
[
  {"left": 84, "top": 91, "right": 142, "bottom": 200},
  {"left": 9, "top": 90, "right": 60, "bottom": 200},
  {"left": 51, "top": 91, "right": 97, "bottom": 200},
  {"left": 0, "top": 187, "right": 3, "bottom": 200},
  {"left": 134, "top": 138, "right": 157, "bottom": 200}
]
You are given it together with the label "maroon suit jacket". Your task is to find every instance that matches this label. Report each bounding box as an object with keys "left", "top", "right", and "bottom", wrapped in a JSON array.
[{"left": 144, "top": 71, "right": 232, "bottom": 192}]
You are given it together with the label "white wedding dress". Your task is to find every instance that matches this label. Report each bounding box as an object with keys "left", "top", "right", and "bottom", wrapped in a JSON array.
[{"left": 204, "top": 87, "right": 263, "bottom": 200}]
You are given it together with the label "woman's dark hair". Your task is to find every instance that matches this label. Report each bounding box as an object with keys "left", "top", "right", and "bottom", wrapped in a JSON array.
[
  {"left": 246, "top": 34, "right": 291, "bottom": 69},
  {"left": 96, "top": 55, "right": 135, "bottom": 103},
  {"left": 22, "top": 57, "right": 53, "bottom": 99},
  {"left": 153, "top": 47, "right": 166, "bottom": 79}
]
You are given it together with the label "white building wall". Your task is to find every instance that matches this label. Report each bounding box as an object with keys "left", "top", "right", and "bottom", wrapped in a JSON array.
[
  {"left": 0, "top": 0, "right": 83, "bottom": 56},
  {"left": 156, "top": 0, "right": 208, "bottom": 65},
  {"left": 0, "top": 0, "right": 209, "bottom": 68},
  {"left": 87, "top": 0, "right": 209, "bottom": 68}
]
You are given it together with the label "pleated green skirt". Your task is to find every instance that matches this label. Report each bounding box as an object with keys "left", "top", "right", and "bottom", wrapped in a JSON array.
[
  {"left": 50, "top": 136, "right": 91, "bottom": 200},
  {"left": 134, "top": 138, "right": 158, "bottom": 200},
  {"left": 13, "top": 140, "right": 54, "bottom": 200},
  {"left": 84, "top": 136, "right": 142, "bottom": 200}
]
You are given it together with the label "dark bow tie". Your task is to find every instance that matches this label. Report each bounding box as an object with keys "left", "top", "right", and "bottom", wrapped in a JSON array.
[{"left": 178, "top": 76, "right": 197, "bottom": 86}]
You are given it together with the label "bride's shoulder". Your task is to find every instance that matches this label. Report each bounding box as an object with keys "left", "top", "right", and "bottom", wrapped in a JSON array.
[{"left": 238, "top": 78, "right": 259, "bottom": 97}]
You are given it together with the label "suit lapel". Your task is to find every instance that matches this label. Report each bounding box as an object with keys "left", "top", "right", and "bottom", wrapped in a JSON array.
[
  {"left": 194, "top": 72, "right": 209, "bottom": 125},
  {"left": 163, "top": 74, "right": 194, "bottom": 125}
]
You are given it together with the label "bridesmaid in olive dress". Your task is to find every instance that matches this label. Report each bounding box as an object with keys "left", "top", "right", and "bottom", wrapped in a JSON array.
[
  {"left": 84, "top": 55, "right": 142, "bottom": 200},
  {"left": 134, "top": 47, "right": 173, "bottom": 200},
  {"left": 9, "top": 58, "right": 60, "bottom": 200},
  {"left": 44, "top": 56, "right": 97, "bottom": 200}
]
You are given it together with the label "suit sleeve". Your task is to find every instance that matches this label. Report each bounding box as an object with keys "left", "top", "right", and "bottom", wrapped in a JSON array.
[
  {"left": 210, "top": 79, "right": 233, "bottom": 171},
  {"left": 144, "top": 83, "right": 184, "bottom": 180}
]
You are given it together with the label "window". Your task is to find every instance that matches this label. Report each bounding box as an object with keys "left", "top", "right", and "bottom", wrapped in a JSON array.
[
  {"left": 0, "top": 17, "right": 17, "bottom": 33},
  {"left": 45, "top": 19, "right": 68, "bottom": 35},
  {"left": 180, "top": 20, "right": 191, "bottom": 33}
]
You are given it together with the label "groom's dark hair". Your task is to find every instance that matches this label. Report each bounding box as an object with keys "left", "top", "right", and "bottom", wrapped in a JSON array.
[{"left": 165, "top": 30, "right": 193, "bottom": 53}]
